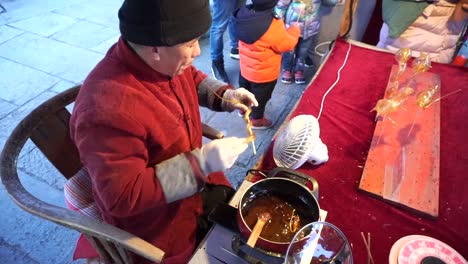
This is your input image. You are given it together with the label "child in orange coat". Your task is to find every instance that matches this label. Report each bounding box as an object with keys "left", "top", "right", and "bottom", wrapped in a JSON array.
[{"left": 233, "top": 0, "right": 300, "bottom": 129}]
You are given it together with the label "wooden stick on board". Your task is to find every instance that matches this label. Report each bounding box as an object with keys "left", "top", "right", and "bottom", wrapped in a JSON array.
[{"left": 361, "top": 232, "right": 375, "bottom": 264}]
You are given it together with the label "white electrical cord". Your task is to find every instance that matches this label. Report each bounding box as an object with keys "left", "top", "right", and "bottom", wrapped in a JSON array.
[
  {"left": 317, "top": 41, "right": 352, "bottom": 120},
  {"left": 314, "top": 41, "right": 332, "bottom": 57}
]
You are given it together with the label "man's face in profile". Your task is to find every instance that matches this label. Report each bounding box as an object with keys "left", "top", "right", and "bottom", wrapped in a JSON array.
[{"left": 156, "top": 38, "right": 202, "bottom": 76}]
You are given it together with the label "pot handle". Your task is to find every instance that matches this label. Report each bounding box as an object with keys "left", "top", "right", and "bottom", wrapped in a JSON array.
[{"left": 267, "top": 167, "right": 319, "bottom": 200}]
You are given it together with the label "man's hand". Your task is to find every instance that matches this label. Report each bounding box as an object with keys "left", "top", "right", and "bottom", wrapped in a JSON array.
[
  {"left": 221, "top": 88, "right": 259, "bottom": 112},
  {"left": 200, "top": 137, "right": 248, "bottom": 174}
]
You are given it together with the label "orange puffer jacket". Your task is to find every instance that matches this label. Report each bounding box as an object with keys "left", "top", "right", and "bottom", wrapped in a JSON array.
[{"left": 239, "top": 18, "right": 300, "bottom": 83}]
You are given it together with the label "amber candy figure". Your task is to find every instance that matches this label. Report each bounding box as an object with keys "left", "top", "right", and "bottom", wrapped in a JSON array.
[
  {"left": 372, "top": 51, "right": 433, "bottom": 119},
  {"left": 395, "top": 47, "right": 412, "bottom": 75},
  {"left": 416, "top": 84, "right": 440, "bottom": 109},
  {"left": 412, "top": 52, "right": 431, "bottom": 74}
]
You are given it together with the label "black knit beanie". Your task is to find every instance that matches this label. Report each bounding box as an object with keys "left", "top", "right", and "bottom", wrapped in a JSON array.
[
  {"left": 252, "top": 0, "right": 278, "bottom": 11},
  {"left": 118, "top": 0, "right": 212, "bottom": 46}
]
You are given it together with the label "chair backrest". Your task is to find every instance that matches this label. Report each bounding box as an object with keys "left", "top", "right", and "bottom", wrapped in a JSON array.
[{"left": 1, "top": 85, "right": 174, "bottom": 264}]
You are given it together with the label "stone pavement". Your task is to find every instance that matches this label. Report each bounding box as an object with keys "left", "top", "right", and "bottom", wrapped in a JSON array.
[{"left": 0, "top": 0, "right": 323, "bottom": 263}]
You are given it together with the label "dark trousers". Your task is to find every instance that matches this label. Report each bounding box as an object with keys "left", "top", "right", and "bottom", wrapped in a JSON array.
[
  {"left": 196, "top": 184, "right": 235, "bottom": 245},
  {"left": 238, "top": 74, "right": 277, "bottom": 119},
  {"left": 282, "top": 35, "right": 316, "bottom": 72}
]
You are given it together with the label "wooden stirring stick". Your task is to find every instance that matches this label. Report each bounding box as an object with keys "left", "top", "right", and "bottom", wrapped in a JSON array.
[{"left": 246, "top": 212, "right": 272, "bottom": 248}]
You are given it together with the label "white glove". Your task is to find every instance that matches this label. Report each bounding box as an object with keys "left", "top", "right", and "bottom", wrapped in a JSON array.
[
  {"left": 200, "top": 137, "right": 248, "bottom": 174},
  {"left": 221, "top": 88, "right": 259, "bottom": 112}
]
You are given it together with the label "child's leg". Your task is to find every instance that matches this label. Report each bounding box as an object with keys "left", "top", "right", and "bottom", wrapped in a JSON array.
[
  {"left": 305, "top": 34, "right": 319, "bottom": 67},
  {"left": 294, "top": 37, "right": 315, "bottom": 84},
  {"left": 238, "top": 73, "right": 251, "bottom": 91},
  {"left": 237, "top": 74, "right": 252, "bottom": 115},
  {"left": 250, "top": 80, "right": 277, "bottom": 120},
  {"left": 282, "top": 51, "right": 295, "bottom": 72},
  {"left": 294, "top": 37, "right": 315, "bottom": 73},
  {"left": 281, "top": 52, "right": 295, "bottom": 83}
]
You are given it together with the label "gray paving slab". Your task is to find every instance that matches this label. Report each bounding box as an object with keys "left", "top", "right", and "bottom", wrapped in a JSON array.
[
  {"left": 0, "top": 177, "right": 79, "bottom": 263},
  {"left": 0, "top": 237, "right": 40, "bottom": 264},
  {"left": 0, "top": 32, "right": 104, "bottom": 83},
  {"left": 51, "top": 20, "right": 119, "bottom": 49},
  {"left": 53, "top": 0, "right": 122, "bottom": 30},
  {"left": 0, "top": 0, "right": 83, "bottom": 25},
  {"left": 0, "top": 98, "right": 15, "bottom": 119},
  {"left": 0, "top": 91, "right": 57, "bottom": 152},
  {"left": 49, "top": 79, "right": 77, "bottom": 93},
  {"left": 90, "top": 34, "right": 120, "bottom": 54},
  {"left": 0, "top": 57, "right": 59, "bottom": 105},
  {"left": 0, "top": 24, "right": 23, "bottom": 44},
  {"left": 8, "top": 12, "right": 78, "bottom": 37},
  {"left": 19, "top": 147, "right": 67, "bottom": 190}
]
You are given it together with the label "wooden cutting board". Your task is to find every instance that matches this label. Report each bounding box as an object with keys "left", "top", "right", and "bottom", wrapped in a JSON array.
[{"left": 359, "top": 65, "right": 440, "bottom": 218}]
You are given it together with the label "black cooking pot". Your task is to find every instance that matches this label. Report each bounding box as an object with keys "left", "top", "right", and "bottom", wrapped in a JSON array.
[{"left": 236, "top": 167, "right": 320, "bottom": 254}]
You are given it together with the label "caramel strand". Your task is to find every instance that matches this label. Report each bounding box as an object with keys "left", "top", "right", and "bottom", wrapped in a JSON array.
[
  {"left": 205, "top": 86, "right": 256, "bottom": 151},
  {"left": 289, "top": 209, "right": 300, "bottom": 233},
  {"left": 244, "top": 108, "right": 255, "bottom": 143}
]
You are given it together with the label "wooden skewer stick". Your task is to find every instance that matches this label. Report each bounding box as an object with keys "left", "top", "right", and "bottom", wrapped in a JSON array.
[
  {"left": 296, "top": 6, "right": 303, "bottom": 23},
  {"left": 246, "top": 212, "right": 271, "bottom": 248},
  {"left": 360, "top": 232, "right": 375, "bottom": 264},
  {"left": 367, "top": 232, "right": 371, "bottom": 264}
]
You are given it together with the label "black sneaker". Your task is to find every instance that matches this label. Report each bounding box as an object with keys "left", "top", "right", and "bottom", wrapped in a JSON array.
[
  {"left": 211, "top": 60, "right": 230, "bottom": 83},
  {"left": 230, "top": 47, "right": 240, "bottom": 60},
  {"left": 305, "top": 56, "right": 314, "bottom": 68}
]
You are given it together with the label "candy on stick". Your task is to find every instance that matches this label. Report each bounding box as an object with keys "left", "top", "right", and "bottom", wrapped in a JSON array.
[
  {"left": 395, "top": 48, "right": 412, "bottom": 75},
  {"left": 412, "top": 52, "right": 431, "bottom": 74},
  {"left": 243, "top": 108, "right": 257, "bottom": 155},
  {"left": 371, "top": 87, "right": 414, "bottom": 119},
  {"left": 205, "top": 87, "right": 257, "bottom": 154},
  {"left": 416, "top": 84, "right": 440, "bottom": 109},
  {"left": 372, "top": 51, "right": 432, "bottom": 119},
  {"left": 387, "top": 48, "right": 412, "bottom": 100}
]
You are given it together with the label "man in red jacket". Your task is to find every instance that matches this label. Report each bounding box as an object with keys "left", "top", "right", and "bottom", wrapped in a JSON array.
[{"left": 67, "top": 0, "right": 258, "bottom": 263}]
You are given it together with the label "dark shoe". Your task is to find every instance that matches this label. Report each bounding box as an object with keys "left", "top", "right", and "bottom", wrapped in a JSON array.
[
  {"left": 211, "top": 60, "right": 230, "bottom": 83},
  {"left": 281, "top": 70, "right": 293, "bottom": 84},
  {"left": 250, "top": 117, "right": 273, "bottom": 130},
  {"left": 305, "top": 56, "right": 314, "bottom": 68},
  {"left": 294, "top": 70, "right": 306, "bottom": 84},
  {"left": 230, "top": 47, "right": 240, "bottom": 60}
]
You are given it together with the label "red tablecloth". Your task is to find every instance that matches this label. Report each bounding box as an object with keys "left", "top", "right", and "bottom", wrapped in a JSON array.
[{"left": 257, "top": 39, "right": 468, "bottom": 263}]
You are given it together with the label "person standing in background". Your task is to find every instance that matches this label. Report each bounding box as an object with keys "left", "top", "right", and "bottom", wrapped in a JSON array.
[
  {"left": 377, "top": 0, "right": 468, "bottom": 63},
  {"left": 275, "top": 0, "right": 337, "bottom": 84},
  {"left": 210, "top": 0, "right": 246, "bottom": 83},
  {"left": 233, "top": 0, "right": 300, "bottom": 129}
]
